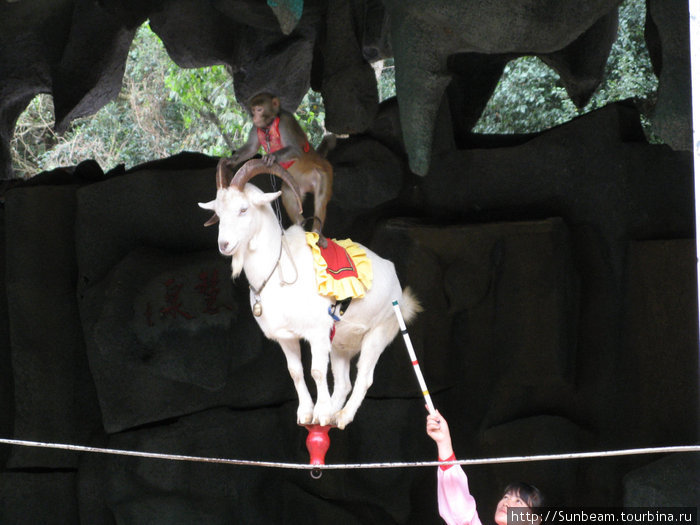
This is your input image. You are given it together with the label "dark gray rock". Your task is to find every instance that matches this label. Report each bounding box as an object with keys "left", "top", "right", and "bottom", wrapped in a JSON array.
[
  {"left": 4, "top": 185, "right": 100, "bottom": 468},
  {"left": 52, "top": 1, "right": 136, "bottom": 131},
  {"left": 370, "top": 218, "right": 577, "bottom": 416},
  {"left": 619, "top": 240, "right": 699, "bottom": 445},
  {"left": 623, "top": 453, "right": 700, "bottom": 506},
  {"left": 646, "top": 0, "right": 692, "bottom": 150},
  {"left": 367, "top": 97, "right": 407, "bottom": 155},
  {"left": 149, "top": 0, "right": 240, "bottom": 67},
  {"left": 330, "top": 137, "right": 405, "bottom": 208},
  {"left": 421, "top": 103, "right": 692, "bottom": 278},
  {"left": 320, "top": 0, "right": 379, "bottom": 134},
  {"left": 232, "top": 35, "right": 315, "bottom": 112},
  {"left": 0, "top": 198, "right": 10, "bottom": 470},
  {"left": 0, "top": 471, "right": 79, "bottom": 525},
  {"left": 75, "top": 165, "right": 219, "bottom": 288}
]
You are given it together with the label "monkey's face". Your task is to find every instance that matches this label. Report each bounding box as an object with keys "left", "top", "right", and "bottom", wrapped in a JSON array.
[{"left": 251, "top": 100, "right": 278, "bottom": 128}]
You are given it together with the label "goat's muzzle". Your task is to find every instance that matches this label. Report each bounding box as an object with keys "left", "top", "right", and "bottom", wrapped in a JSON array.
[{"left": 218, "top": 239, "right": 237, "bottom": 256}]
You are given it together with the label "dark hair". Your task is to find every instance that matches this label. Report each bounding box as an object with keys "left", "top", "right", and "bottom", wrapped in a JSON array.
[{"left": 503, "top": 482, "right": 545, "bottom": 509}]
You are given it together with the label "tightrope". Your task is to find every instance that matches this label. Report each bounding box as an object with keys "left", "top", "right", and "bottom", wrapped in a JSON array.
[{"left": 0, "top": 438, "right": 697, "bottom": 471}]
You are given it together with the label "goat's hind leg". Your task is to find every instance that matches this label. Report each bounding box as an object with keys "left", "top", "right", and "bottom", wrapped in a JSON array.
[
  {"left": 278, "top": 338, "right": 314, "bottom": 425},
  {"left": 335, "top": 326, "right": 394, "bottom": 430},
  {"left": 329, "top": 348, "right": 352, "bottom": 415}
]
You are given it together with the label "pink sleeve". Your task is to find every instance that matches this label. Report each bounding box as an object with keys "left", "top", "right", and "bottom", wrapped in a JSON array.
[{"left": 437, "top": 465, "right": 483, "bottom": 525}]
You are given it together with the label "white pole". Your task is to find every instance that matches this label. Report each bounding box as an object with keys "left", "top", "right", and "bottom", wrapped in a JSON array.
[
  {"left": 392, "top": 300, "right": 436, "bottom": 414},
  {"left": 690, "top": 1, "right": 700, "bottom": 343}
]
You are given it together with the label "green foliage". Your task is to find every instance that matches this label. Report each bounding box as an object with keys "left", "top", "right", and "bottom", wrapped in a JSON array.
[
  {"left": 377, "top": 58, "right": 396, "bottom": 101},
  {"left": 164, "top": 63, "right": 250, "bottom": 157},
  {"left": 10, "top": 95, "right": 57, "bottom": 177},
  {"left": 474, "top": 56, "right": 579, "bottom": 133},
  {"left": 296, "top": 89, "right": 327, "bottom": 145},
  {"left": 474, "top": 0, "right": 658, "bottom": 136}
]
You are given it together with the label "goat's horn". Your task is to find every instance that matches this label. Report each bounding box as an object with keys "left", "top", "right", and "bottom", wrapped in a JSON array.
[
  {"left": 215, "top": 158, "right": 234, "bottom": 190},
  {"left": 231, "top": 159, "right": 303, "bottom": 214}
]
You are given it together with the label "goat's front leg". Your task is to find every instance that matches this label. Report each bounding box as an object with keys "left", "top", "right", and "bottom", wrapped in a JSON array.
[
  {"left": 277, "top": 338, "right": 314, "bottom": 425},
  {"left": 307, "top": 333, "right": 333, "bottom": 426}
]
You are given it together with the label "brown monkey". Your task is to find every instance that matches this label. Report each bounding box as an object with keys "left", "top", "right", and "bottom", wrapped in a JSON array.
[{"left": 230, "top": 92, "right": 334, "bottom": 246}]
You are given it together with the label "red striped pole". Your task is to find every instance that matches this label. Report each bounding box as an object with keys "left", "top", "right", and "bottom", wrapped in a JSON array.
[{"left": 392, "top": 300, "right": 436, "bottom": 414}]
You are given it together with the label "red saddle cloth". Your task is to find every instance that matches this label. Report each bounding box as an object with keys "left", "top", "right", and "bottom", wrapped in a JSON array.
[
  {"left": 306, "top": 232, "right": 372, "bottom": 301},
  {"left": 319, "top": 238, "right": 358, "bottom": 280}
]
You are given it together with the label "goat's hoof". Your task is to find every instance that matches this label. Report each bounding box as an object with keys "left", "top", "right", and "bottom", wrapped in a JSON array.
[
  {"left": 334, "top": 410, "right": 352, "bottom": 430},
  {"left": 297, "top": 413, "right": 313, "bottom": 426},
  {"left": 313, "top": 401, "right": 333, "bottom": 426},
  {"left": 316, "top": 414, "right": 333, "bottom": 427},
  {"left": 313, "top": 408, "right": 333, "bottom": 427}
]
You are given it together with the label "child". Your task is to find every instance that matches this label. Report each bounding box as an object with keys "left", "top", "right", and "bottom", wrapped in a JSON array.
[{"left": 426, "top": 410, "right": 544, "bottom": 525}]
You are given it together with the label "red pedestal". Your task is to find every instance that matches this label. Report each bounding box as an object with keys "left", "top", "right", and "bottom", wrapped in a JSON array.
[{"left": 304, "top": 424, "right": 332, "bottom": 478}]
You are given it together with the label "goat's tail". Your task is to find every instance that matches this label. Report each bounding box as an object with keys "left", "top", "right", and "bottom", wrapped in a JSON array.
[{"left": 398, "top": 287, "right": 422, "bottom": 324}]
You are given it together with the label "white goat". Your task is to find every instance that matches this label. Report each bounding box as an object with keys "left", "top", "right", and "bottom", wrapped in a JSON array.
[{"left": 199, "top": 158, "right": 420, "bottom": 429}]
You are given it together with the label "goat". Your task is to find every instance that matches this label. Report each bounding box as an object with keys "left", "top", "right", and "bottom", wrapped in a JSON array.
[{"left": 199, "top": 158, "right": 420, "bottom": 429}]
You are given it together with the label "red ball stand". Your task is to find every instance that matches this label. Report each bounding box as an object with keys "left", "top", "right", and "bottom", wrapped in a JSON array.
[{"left": 304, "top": 424, "right": 332, "bottom": 479}]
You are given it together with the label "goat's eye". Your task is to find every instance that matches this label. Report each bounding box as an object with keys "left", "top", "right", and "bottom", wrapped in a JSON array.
[{"left": 239, "top": 207, "right": 248, "bottom": 215}]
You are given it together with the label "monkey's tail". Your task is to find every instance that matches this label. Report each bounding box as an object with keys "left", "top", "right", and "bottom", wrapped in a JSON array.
[{"left": 316, "top": 133, "right": 337, "bottom": 158}]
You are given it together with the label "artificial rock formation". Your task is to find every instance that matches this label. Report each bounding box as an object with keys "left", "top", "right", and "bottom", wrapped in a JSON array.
[{"left": 0, "top": 0, "right": 692, "bottom": 178}]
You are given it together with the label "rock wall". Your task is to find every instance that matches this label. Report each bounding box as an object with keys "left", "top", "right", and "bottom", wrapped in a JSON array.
[{"left": 1, "top": 103, "right": 697, "bottom": 523}]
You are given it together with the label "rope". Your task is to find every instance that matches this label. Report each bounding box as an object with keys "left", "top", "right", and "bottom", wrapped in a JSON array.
[
  {"left": 268, "top": 172, "right": 284, "bottom": 224},
  {"left": 0, "top": 438, "right": 697, "bottom": 471}
]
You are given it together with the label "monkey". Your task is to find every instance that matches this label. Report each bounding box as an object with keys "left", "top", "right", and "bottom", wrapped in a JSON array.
[{"left": 230, "top": 92, "right": 334, "bottom": 247}]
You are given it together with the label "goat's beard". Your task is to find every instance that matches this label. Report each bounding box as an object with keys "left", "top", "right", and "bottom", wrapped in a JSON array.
[{"left": 230, "top": 250, "right": 245, "bottom": 279}]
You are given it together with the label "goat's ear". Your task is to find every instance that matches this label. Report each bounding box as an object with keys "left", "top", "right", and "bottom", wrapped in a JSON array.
[
  {"left": 198, "top": 200, "right": 219, "bottom": 226},
  {"left": 250, "top": 191, "right": 282, "bottom": 207}
]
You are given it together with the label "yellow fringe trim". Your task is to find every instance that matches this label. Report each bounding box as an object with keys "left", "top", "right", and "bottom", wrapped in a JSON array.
[{"left": 306, "top": 232, "right": 373, "bottom": 300}]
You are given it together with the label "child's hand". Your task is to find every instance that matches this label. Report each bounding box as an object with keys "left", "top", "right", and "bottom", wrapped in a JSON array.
[
  {"left": 426, "top": 408, "right": 455, "bottom": 460},
  {"left": 426, "top": 409, "right": 449, "bottom": 442}
]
